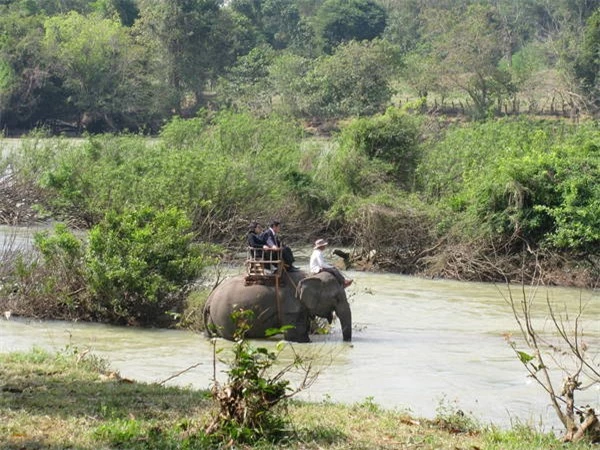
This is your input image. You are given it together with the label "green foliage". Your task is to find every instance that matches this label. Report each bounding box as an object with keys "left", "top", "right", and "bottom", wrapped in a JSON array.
[
  {"left": 0, "top": 10, "right": 51, "bottom": 125},
  {"left": 313, "top": 109, "right": 420, "bottom": 212},
  {"left": 268, "top": 51, "right": 313, "bottom": 117},
  {"left": 3, "top": 0, "right": 600, "bottom": 132},
  {"left": 91, "top": 0, "right": 139, "bottom": 26},
  {"left": 11, "top": 111, "right": 308, "bottom": 234},
  {"left": 0, "top": 58, "right": 15, "bottom": 95},
  {"left": 215, "top": 44, "right": 277, "bottom": 114},
  {"left": 484, "top": 424, "right": 584, "bottom": 450},
  {"left": 42, "top": 11, "right": 156, "bottom": 131},
  {"left": 216, "top": 38, "right": 399, "bottom": 120},
  {"left": 34, "top": 222, "right": 83, "bottom": 271},
  {"left": 419, "top": 119, "right": 600, "bottom": 251},
  {"left": 208, "top": 310, "right": 298, "bottom": 443},
  {"left": 312, "top": 0, "right": 387, "bottom": 54},
  {"left": 433, "top": 396, "right": 480, "bottom": 435},
  {"left": 230, "top": 0, "right": 303, "bottom": 50},
  {"left": 8, "top": 206, "right": 214, "bottom": 325},
  {"left": 338, "top": 108, "right": 421, "bottom": 189},
  {"left": 86, "top": 206, "right": 213, "bottom": 325},
  {"left": 303, "top": 39, "right": 400, "bottom": 119},
  {"left": 135, "top": 0, "right": 236, "bottom": 113},
  {"left": 31, "top": 223, "right": 89, "bottom": 315},
  {"left": 419, "top": 3, "right": 512, "bottom": 119},
  {"left": 575, "top": 9, "right": 600, "bottom": 108}
]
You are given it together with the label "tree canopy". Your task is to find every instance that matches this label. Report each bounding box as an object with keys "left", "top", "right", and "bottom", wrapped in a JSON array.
[{"left": 1, "top": 0, "right": 600, "bottom": 132}]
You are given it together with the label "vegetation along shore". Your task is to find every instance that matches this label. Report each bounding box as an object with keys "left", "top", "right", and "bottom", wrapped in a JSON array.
[
  {"left": 1, "top": 1, "right": 598, "bottom": 447},
  {"left": 2, "top": 346, "right": 599, "bottom": 450}
]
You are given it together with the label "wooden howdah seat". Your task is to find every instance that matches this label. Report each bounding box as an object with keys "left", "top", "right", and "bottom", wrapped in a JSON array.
[{"left": 245, "top": 247, "right": 284, "bottom": 286}]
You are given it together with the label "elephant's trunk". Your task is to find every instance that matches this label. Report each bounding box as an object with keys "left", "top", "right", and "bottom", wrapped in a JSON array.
[{"left": 335, "top": 299, "right": 352, "bottom": 342}]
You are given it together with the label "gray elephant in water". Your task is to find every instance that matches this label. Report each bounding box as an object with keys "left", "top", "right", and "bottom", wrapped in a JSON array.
[{"left": 203, "top": 270, "right": 352, "bottom": 343}]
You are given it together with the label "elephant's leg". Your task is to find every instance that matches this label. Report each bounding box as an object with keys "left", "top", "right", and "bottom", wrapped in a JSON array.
[
  {"left": 284, "top": 327, "right": 310, "bottom": 343},
  {"left": 283, "top": 311, "right": 311, "bottom": 343},
  {"left": 202, "top": 299, "right": 214, "bottom": 337}
]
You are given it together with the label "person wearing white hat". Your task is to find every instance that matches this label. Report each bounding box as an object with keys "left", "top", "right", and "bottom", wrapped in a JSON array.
[{"left": 309, "top": 239, "right": 353, "bottom": 288}]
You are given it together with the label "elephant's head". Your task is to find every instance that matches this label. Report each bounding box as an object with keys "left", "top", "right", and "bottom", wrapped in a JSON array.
[{"left": 296, "top": 272, "right": 352, "bottom": 341}]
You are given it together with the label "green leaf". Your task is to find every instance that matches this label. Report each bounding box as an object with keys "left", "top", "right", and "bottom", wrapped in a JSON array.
[
  {"left": 517, "top": 351, "right": 534, "bottom": 364},
  {"left": 275, "top": 341, "right": 286, "bottom": 352}
]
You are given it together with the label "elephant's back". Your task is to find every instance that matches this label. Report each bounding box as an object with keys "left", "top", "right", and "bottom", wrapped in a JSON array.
[
  {"left": 210, "top": 274, "right": 276, "bottom": 300},
  {"left": 205, "top": 275, "right": 276, "bottom": 321}
]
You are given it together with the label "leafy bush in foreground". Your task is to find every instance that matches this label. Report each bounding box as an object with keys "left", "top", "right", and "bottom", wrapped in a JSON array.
[{"left": 207, "top": 311, "right": 316, "bottom": 444}]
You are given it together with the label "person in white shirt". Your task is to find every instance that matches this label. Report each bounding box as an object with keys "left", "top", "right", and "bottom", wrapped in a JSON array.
[{"left": 309, "top": 239, "right": 353, "bottom": 288}]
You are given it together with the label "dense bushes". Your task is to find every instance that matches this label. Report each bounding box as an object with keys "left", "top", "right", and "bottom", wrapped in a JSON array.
[
  {"left": 419, "top": 119, "right": 600, "bottom": 254},
  {"left": 8, "top": 111, "right": 314, "bottom": 240},
  {"left": 1, "top": 206, "right": 214, "bottom": 326},
  {"left": 85, "top": 207, "right": 214, "bottom": 325},
  {"left": 2, "top": 111, "right": 598, "bottom": 291}
]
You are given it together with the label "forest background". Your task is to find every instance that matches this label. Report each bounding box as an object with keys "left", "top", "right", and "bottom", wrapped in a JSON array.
[{"left": 0, "top": 0, "right": 599, "bottom": 325}]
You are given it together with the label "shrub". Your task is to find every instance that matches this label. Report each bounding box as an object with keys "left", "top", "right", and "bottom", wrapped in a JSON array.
[
  {"left": 207, "top": 311, "right": 317, "bottom": 444},
  {"left": 0, "top": 224, "right": 92, "bottom": 320},
  {"left": 85, "top": 206, "right": 215, "bottom": 325},
  {"left": 339, "top": 108, "right": 421, "bottom": 189},
  {"left": 419, "top": 119, "right": 600, "bottom": 253}
]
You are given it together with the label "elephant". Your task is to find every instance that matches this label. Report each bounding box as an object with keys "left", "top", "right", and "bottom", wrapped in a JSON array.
[{"left": 203, "top": 270, "right": 352, "bottom": 343}]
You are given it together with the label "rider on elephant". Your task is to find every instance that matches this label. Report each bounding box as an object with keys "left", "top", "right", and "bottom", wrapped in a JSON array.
[
  {"left": 247, "top": 221, "right": 266, "bottom": 260},
  {"left": 310, "top": 239, "right": 353, "bottom": 288},
  {"left": 261, "top": 220, "right": 298, "bottom": 272}
]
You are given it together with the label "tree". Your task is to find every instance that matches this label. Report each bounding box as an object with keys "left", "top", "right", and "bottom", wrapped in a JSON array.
[
  {"left": 86, "top": 206, "right": 211, "bottom": 325},
  {"left": 381, "top": 0, "right": 423, "bottom": 56},
  {"left": 303, "top": 39, "right": 400, "bottom": 119},
  {"left": 423, "top": 3, "right": 513, "bottom": 118},
  {"left": 0, "top": 8, "right": 70, "bottom": 130},
  {"left": 504, "top": 279, "right": 600, "bottom": 442},
  {"left": 340, "top": 108, "right": 421, "bottom": 190},
  {"left": 5, "top": 0, "right": 93, "bottom": 16},
  {"left": 215, "top": 44, "right": 277, "bottom": 114},
  {"left": 229, "top": 0, "right": 303, "bottom": 50},
  {"left": 575, "top": 8, "right": 600, "bottom": 111},
  {"left": 135, "top": 0, "right": 244, "bottom": 114},
  {"left": 268, "top": 51, "right": 312, "bottom": 117},
  {"left": 91, "top": 0, "right": 140, "bottom": 26},
  {"left": 312, "top": 0, "right": 386, "bottom": 54},
  {"left": 42, "top": 11, "right": 157, "bottom": 131}
]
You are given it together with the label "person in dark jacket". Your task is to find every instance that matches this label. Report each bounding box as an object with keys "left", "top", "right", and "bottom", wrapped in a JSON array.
[
  {"left": 261, "top": 220, "right": 298, "bottom": 271},
  {"left": 247, "top": 221, "right": 266, "bottom": 260}
]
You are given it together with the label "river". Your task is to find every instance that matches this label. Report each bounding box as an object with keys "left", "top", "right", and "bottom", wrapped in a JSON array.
[{"left": 1, "top": 264, "right": 598, "bottom": 432}]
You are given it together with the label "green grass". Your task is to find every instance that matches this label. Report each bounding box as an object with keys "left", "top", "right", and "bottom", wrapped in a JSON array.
[{"left": 1, "top": 348, "right": 597, "bottom": 449}]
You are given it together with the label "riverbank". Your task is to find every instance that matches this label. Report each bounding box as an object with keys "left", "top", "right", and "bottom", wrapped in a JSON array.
[
  {"left": 1, "top": 348, "right": 596, "bottom": 450},
  {"left": 2, "top": 117, "right": 599, "bottom": 291}
]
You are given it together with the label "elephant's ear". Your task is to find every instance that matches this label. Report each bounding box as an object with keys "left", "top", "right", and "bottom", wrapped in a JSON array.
[
  {"left": 296, "top": 276, "right": 322, "bottom": 307},
  {"left": 296, "top": 276, "right": 318, "bottom": 295}
]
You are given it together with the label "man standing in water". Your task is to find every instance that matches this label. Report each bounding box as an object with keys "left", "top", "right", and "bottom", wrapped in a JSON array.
[{"left": 310, "top": 239, "right": 353, "bottom": 288}]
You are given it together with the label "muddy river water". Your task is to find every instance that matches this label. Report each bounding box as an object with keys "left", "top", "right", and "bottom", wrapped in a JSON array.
[{"left": 1, "top": 257, "right": 598, "bottom": 431}]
